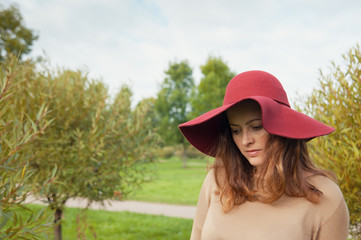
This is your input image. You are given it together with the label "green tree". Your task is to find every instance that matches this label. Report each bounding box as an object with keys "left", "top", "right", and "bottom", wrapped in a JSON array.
[
  {"left": 155, "top": 60, "right": 194, "bottom": 167},
  {"left": 190, "top": 56, "right": 235, "bottom": 119},
  {"left": 13, "top": 66, "right": 159, "bottom": 240},
  {"left": 298, "top": 44, "right": 361, "bottom": 239},
  {"left": 0, "top": 57, "right": 52, "bottom": 239},
  {"left": 136, "top": 97, "right": 158, "bottom": 131},
  {"left": 0, "top": 4, "right": 38, "bottom": 62}
]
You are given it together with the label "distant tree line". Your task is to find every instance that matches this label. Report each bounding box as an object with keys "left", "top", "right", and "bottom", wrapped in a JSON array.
[{"left": 153, "top": 57, "right": 235, "bottom": 167}]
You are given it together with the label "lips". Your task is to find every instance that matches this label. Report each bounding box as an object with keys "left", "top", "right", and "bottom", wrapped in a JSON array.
[{"left": 245, "top": 149, "right": 261, "bottom": 157}]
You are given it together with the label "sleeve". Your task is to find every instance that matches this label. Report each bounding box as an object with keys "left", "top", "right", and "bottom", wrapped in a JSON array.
[
  {"left": 316, "top": 197, "right": 350, "bottom": 240},
  {"left": 190, "top": 170, "right": 215, "bottom": 240}
]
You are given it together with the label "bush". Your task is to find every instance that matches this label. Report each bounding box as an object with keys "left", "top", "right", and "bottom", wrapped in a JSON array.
[
  {"left": 159, "top": 146, "right": 177, "bottom": 159},
  {"left": 0, "top": 57, "right": 53, "bottom": 239},
  {"left": 9, "top": 58, "right": 160, "bottom": 239},
  {"left": 298, "top": 44, "right": 361, "bottom": 239},
  {"left": 184, "top": 145, "right": 206, "bottom": 159}
]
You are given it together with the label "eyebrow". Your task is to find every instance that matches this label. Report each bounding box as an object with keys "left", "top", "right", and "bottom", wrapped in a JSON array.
[{"left": 229, "top": 118, "right": 262, "bottom": 126}]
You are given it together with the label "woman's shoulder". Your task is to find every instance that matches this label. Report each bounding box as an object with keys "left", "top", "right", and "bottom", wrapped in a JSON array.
[
  {"left": 202, "top": 168, "right": 216, "bottom": 187},
  {"left": 306, "top": 174, "right": 349, "bottom": 236},
  {"left": 202, "top": 168, "right": 223, "bottom": 193},
  {"left": 308, "top": 174, "right": 343, "bottom": 203},
  {"left": 307, "top": 174, "right": 347, "bottom": 221}
]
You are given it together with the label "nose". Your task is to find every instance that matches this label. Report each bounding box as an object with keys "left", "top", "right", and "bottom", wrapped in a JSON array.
[{"left": 241, "top": 130, "right": 254, "bottom": 146}]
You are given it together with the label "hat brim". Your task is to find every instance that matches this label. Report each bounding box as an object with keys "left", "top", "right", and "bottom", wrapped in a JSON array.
[{"left": 179, "top": 96, "right": 334, "bottom": 157}]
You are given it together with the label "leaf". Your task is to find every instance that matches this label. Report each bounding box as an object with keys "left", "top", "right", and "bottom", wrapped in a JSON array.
[
  {"left": 0, "top": 216, "right": 10, "bottom": 230},
  {"left": 21, "top": 165, "right": 26, "bottom": 179}
]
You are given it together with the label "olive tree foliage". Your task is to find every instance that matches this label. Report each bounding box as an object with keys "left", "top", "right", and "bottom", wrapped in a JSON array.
[
  {"left": 14, "top": 65, "right": 159, "bottom": 240},
  {"left": 135, "top": 97, "right": 157, "bottom": 131},
  {"left": 0, "top": 57, "right": 52, "bottom": 239},
  {"left": 298, "top": 44, "right": 361, "bottom": 238},
  {"left": 0, "top": 4, "right": 39, "bottom": 62},
  {"left": 190, "top": 56, "right": 235, "bottom": 119}
]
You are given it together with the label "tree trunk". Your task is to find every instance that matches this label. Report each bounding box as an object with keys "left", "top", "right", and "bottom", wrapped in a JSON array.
[
  {"left": 182, "top": 144, "right": 187, "bottom": 168},
  {"left": 54, "top": 208, "right": 63, "bottom": 240}
]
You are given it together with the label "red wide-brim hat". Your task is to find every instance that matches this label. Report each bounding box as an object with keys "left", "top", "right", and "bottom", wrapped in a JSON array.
[{"left": 179, "top": 70, "right": 334, "bottom": 157}]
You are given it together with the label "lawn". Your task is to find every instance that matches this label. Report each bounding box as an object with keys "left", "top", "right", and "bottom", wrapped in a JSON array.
[
  {"left": 126, "top": 157, "right": 212, "bottom": 205},
  {"left": 14, "top": 157, "right": 211, "bottom": 239},
  {"left": 64, "top": 206, "right": 192, "bottom": 240},
  {"left": 18, "top": 204, "right": 193, "bottom": 240}
]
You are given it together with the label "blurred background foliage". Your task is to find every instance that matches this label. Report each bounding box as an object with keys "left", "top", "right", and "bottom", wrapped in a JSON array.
[
  {"left": 190, "top": 56, "right": 235, "bottom": 119},
  {"left": 0, "top": 3, "right": 38, "bottom": 62}
]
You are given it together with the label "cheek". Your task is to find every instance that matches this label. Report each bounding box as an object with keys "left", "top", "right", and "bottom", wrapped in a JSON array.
[
  {"left": 231, "top": 135, "right": 238, "bottom": 146},
  {"left": 259, "top": 131, "right": 270, "bottom": 147},
  {"left": 232, "top": 135, "right": 244, "bottom": 152}
]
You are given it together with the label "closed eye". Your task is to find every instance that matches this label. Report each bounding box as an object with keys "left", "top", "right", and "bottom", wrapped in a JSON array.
[
  {"left": 231, "top": 128, "right": 241, "bottom": 134},
  {"left": 252, "top": 125, "right": 263, "bottom": 130}
]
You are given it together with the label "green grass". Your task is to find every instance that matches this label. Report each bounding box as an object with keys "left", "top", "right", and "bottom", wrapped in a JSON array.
[
  {"left": 22, "top": 204, "right": 193, "bottom": 240},
  {"left": 11, "top": 157, "right": 209, "bottom": 239},
  {"left": 126, "top": 157, "right": 211, "bottom": 205}
]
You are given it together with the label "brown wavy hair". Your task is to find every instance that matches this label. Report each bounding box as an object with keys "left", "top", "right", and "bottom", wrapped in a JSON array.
[{"left": 213, "top": 113, "right": 334, "bottom": 212}]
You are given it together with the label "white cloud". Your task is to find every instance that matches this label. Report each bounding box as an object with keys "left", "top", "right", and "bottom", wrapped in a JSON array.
[{"left": 2, "top": 0, "right": 361, "bottom": 105}]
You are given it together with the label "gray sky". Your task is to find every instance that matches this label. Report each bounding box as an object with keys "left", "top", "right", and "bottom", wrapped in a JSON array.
[{"left": 3, "top": 0, "right": 361, "bottom": 105}]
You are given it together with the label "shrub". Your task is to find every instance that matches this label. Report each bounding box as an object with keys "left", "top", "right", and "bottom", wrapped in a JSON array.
[{"left": 298, "top": 44, "right": 361, "bottom": 239}]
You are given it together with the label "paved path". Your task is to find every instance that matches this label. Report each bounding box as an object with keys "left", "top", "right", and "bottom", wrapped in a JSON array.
[{"left": 25, "top": 196, "right": 196, "bottom": 219}]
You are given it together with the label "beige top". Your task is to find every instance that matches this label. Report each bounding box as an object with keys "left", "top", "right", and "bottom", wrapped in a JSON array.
[{"left": 191, "top": 169, "right": 349, "bottom": 240}]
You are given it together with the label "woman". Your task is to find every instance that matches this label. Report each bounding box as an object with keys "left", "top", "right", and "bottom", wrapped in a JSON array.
[{"left": 179, "top": 70, "right": 349, "bottom": 240}]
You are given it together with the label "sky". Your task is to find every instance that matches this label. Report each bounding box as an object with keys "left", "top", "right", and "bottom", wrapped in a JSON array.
[{"left": 2, "top": 0, "right": 361, "bottom": 106}]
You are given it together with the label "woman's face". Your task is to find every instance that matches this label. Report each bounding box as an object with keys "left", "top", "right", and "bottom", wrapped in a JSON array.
[{"left": 226, "top": 100, "right": 270, "bottom": 169}]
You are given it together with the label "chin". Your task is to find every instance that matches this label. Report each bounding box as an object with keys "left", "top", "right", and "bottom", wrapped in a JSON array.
[{"left": 248, "top": 158, "right": 265, "bottom": 167}]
